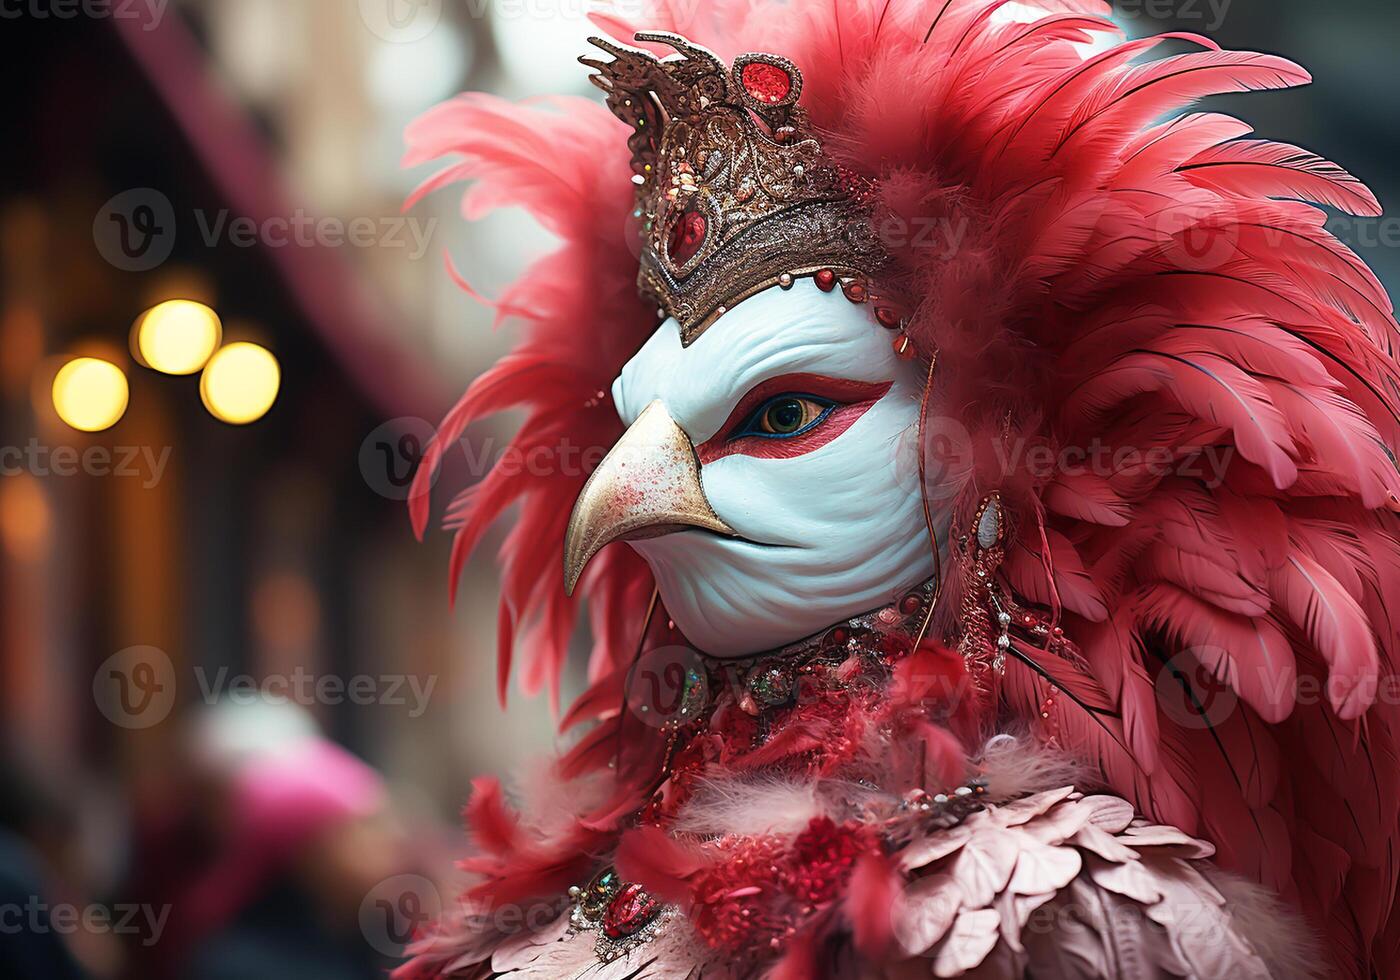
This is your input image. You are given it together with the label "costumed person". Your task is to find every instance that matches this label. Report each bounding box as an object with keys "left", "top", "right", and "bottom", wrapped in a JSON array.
[
  {"left": 147, "top": 701, "right": 406, "bottom": 980},
  {"left": 397, "top": 1, "right": 1400, "bottom": 976}
]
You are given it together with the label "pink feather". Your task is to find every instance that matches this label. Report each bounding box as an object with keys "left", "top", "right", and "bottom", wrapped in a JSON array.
[
  {"left": 1005, "top": 529, "right": 1109, "bottom": 622},
  {"left": 614, "top": 825, "right": 706, "bottom": 905},
  {"left": 1269, "top": 551, "right": 1380, "bottom": 721},
  {"left": 844, "top": 851, "right": 899, "bottom": 957},
  {"left": 1119, "top": 111, "right": 1255, "bottom": 184},
  {"left": 464, "top": 777, "right": 522, "bottom": 856},
  {"left": 1134, "top": 585, "right": 1297, "bottom": 724},
  {"left": 1058, "top": 51, "right": 1312, "bottom": 153},
  {"left": 1180, "top": 139, "right": 1382, "bottom": 217}
]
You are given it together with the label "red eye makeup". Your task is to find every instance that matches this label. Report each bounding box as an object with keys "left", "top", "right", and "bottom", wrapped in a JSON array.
[{"left": 696, "top": 373, "right": 892, "bottom": 464}]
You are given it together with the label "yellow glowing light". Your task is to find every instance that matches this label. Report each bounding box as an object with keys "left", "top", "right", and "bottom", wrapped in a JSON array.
[
  {"left": 52, "top": 357, "right": 129, "bottom": 432},
  {"left": 135, "top": 300, "right": 223, "bottom": 375},
  {"left": 200, "top": 342, "right": 280, "bottom": 424}
]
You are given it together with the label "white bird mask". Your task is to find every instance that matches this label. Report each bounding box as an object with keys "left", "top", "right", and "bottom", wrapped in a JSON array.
[{"left": 564, "top": 279, "right": 939, "bottom": 657}]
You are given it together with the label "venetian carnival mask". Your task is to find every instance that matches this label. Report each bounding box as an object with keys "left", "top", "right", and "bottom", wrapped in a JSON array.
[
  {"left": 402, "top": 4, "right": 1400, "bottom": 974},
  {"left": 562, "top": 34, "right": 940, "bottom": 657}
]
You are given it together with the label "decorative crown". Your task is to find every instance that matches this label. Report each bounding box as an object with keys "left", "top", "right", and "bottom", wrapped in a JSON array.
[{"left": 582, "top": 32, "right": 889, "bottom": 346}]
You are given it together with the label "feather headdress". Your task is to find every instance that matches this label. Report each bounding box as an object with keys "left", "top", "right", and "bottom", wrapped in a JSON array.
[{"left": 407, "top": 1, "right": 1400, "bottom": 973}]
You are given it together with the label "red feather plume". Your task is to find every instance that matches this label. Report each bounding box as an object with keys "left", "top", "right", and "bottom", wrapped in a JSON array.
[{"left": 406, "top": 1, "right": 1400, "bottom": 973}]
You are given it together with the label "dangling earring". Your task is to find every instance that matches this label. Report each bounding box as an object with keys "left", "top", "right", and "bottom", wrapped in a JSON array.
[{"left": 954, "top": 493, "right": 1011, "bottom": 714}]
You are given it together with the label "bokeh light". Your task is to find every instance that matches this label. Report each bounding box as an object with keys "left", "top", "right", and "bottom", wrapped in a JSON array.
[
  {"left": 135, "top": 300, "right": 223, "bottom": 375},
  {"left": 200, "top": 342, "right": 280, "bottom": 424},
  {"left": 0, "top": 475, "right": 49, "bottom": 562},
  {"left": 52, "top": 357, "right": 129, "bottom": 432},
  {"left": 368, "top": 29, "right": 467, "bottom": 108},
  {"left": 492, "top": 2, "right": 592, "bottom": 93}
]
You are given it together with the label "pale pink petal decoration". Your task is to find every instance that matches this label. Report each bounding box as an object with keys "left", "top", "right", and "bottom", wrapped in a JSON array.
[{"left": 888, "top": 788, "right": 1279, "bottom": 978}]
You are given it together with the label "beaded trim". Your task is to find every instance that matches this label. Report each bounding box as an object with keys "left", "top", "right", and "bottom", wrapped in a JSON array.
[{"left": 718, "top": 578, "right": 939, "bottom": 715}]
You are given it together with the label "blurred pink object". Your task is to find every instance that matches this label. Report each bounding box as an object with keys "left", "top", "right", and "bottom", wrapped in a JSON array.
[
  {"left": 171, "top": 728, "right": 388, "bottom": 965},
  {"left": 230, "top": 737, "right": 387, "bottom": 861}
]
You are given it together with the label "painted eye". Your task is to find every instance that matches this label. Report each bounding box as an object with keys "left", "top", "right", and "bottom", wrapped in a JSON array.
[
  {"left": 697, "top": 375, "right": 893, "bottom": 464},
  {"left": 737, "top": 395, "right": 835, "bottom": 439}
]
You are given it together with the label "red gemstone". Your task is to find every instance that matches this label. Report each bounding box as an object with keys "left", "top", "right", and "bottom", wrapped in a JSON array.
[
  {"left": 603, "top": 883, "right": 660, "bottom": 939},
  {"left": 875, "top": 306, "right": 901, "bottom": 329},
  {"left": 894, "top": 335, "right": 916, "bottom": 360},
  {"left": 666, "top": 209, "right": 708, "bottom": 265},
  {"left": 842, "top": 281, "right": 869, "bottom": 303},
  {"left": 741, "top": 62, "right": 792, "bottom": 104},
  {"left": 900, "top": 594, "right": 922, "bottom": 615},
  {"left": 814, "top": 269, "right": 837, "bottom": 292}
]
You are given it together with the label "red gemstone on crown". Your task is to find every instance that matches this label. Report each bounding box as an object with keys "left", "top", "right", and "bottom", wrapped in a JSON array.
[
  {"left": 741, "top": 62, "right": 793, "bottom": 104},
  {"left": 814, "top": 269, "right": 837, "bottom": 292},
  {"left": 843, "top": 281, "right": 869, "bottom": 303},
  {"left": 875, "top": 306, "right": 901, "bottom": 329},
  {"left": 603, "top": 883, "right": 660, "bottom": 939},
  {"left": 666, "top": 210, "right": 708, "bottom": 265}
]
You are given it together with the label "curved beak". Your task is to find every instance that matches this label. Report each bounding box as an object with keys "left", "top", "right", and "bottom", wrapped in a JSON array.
[{"left": 564, "top": 400, "right": 734, "bottom": 594}]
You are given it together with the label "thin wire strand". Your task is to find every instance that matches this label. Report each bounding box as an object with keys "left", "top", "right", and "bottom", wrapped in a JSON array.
[
  {"left": 913, "top": 352, "right": 943, "bottom": 649},
  {"left": 614, "top": 587, "right": 661, "bottom": 781}
]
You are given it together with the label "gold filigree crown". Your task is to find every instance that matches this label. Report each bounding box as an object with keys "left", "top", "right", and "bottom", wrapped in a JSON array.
[{"left": 582, "top": 32, "right": 888, "bottom": 346}]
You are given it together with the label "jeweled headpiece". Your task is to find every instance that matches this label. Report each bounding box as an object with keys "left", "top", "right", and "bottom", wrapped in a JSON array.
[{"left": 582, "top": 32, "right": 888, "bottom": 346}]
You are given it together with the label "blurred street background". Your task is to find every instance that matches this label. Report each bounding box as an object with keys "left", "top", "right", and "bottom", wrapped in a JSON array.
[{"left": 0, "top": 1, "right": 1396, "bottom": 977}]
